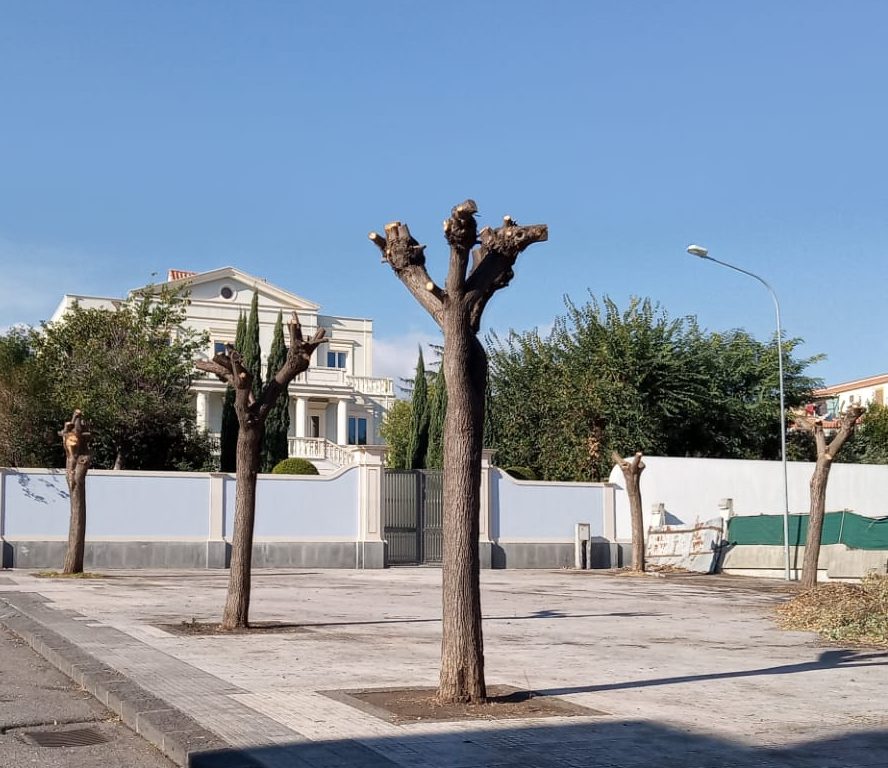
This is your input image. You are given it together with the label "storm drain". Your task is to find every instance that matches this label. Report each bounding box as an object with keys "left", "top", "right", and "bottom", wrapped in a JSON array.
[{"left": 23, "top": 727, "right": 109, "bottom": 748}]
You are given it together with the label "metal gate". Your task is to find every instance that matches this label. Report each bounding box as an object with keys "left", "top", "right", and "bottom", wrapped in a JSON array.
[{"left": 383, "top": 470, "right": 443, "bottom": 565}]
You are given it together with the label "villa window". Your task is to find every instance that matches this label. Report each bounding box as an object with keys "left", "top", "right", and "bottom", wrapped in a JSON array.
[
  {"left": 213, "top": 341, "right": 230, "bottom": 355},
  {"left": 327, "top": 351, "right": 348, "bottom": 369},
  {"left": 348, "top": 416, "right": 367, "bottom": 445}
]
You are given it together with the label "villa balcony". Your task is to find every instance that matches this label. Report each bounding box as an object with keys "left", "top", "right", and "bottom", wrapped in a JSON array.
[{"left": 291, "top": 368, "right": 393, "bottom": 397}]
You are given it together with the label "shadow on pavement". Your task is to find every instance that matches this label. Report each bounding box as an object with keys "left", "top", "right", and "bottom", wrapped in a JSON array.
[{"left": 189, "top": 718, "right": 888, "bottom": 767}]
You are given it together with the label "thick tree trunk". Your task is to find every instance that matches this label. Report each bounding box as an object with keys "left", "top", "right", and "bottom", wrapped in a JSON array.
[
  {"left": 438, "top": 317, "right": 486, "bottom": 704},
  {"left": 62, "top": 457, "right": 89, "bottom": 574},
  {"left": 60, "top": 410, "right": 90, "bottom": 575},
  {"left": 613, "top": 452, "right": 646, "bottom": 572},
  {"left": 222, "top": 424, "right": 262, "bottom": 629},
  {"left": 800, "top": 456, "right": 830, "bottom": 589}
]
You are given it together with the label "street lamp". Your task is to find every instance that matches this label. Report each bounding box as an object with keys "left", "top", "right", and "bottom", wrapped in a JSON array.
[{"left": 686, "top": 244, "right": 792, "bottom": 581}]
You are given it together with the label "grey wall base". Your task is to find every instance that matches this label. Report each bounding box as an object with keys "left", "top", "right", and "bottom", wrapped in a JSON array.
[
  {"left": 3, "top": 540, "right": 387, "bottom": 570},
  {"left": 490, "top": 541, "right": 631, "bottom": 569}
]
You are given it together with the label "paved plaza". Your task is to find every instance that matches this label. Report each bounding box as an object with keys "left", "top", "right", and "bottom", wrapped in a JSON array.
[{"left": 1, "top": 568, "right": 887, "bottom": 767}]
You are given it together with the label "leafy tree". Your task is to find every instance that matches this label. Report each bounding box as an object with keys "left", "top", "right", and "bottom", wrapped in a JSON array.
[
  {"left": 220, "top": 314, "right": 247, "bottom": 472},
  {"left": 842, "top": 403, "right": 888, "bottom": 464},
  {"left": 197, "top": 312, "right": 324, "bottom": 629},
  {"left": 379, "top": 399, "right": 412, "bottom": 469},
  {"left": 406, "top": 348, "right": 430, "bottom": 469},
  {"left": 261, "top": 311, "right": 290, "bottom": 472},
  {"left": 371, "top": 200, "right": 548, "bottom": 704},
  {"left": 487, "top": 295, "right": 822, "bottom": 480},
  {"left": 426, "top": 363, "right": 446, "bottom": 469},
  {"left": 37, "top": 286, "right": 211, "bottom": 471},
  {"left": 0, "top": 328, "right": 56, "bottom": 467}
]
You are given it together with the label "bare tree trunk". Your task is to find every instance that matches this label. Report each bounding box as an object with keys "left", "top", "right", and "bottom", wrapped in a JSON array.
[
  {"left": 222, "top": 424, "right": 262, "bottom": 629},
  {"left": 439, "top": 320, "right": 486, "bottom": 703},
  {"left": 799, "top": 405, "right": 863, "bottom": 590},
  {"left": 371, "top": 202, "right": 547, "bottom": 705},
  {"left": 60, "top": 411, "right": 90, "bottom": 574},
  {"left": 613, "top": 452, "right": 645, "bottom": 572}
]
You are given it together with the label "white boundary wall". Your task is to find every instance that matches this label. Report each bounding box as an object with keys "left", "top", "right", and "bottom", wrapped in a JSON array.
[{"left": 608, "top": 456, "right": 888, "bottom": 541}]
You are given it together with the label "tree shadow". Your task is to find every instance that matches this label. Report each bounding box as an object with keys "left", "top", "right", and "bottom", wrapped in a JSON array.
[
  {"left": 8, "top": 469, "right": 69, "bottom": 504},
  {"left": 534, "top": 648, "right": 888, "bottom": 697},
  {"left": 188, "top": 717, "right": 888, "bottom": 767}
]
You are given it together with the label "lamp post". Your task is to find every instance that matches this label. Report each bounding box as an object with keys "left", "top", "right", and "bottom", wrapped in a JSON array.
[{"left": 686, "top": 245, "right": 792, "bottom": 581}]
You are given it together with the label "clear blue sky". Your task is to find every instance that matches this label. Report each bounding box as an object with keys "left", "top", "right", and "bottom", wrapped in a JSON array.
[{"left": 2, "top": 1, "right": 886, "bottom": 386}]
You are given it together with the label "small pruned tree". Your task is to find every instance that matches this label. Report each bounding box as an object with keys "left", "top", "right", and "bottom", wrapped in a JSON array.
[
  {"left": 370, "top": 200, "right": 547, "bottom": 704},
  {"left": 196, "top": 312, "right": 324, "bottom": 629},
  {"left": 800, "top": 405, "right": 865, "bottom": 589},
  {"left": 60, "top": 410, "right": 91, "bottom": 574},
  {"left": 613, "top": 451, "right": 646, "bottom": 571}
]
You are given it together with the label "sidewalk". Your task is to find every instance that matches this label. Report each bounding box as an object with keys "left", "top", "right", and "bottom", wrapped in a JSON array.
[{"left": 1, "top": 568, "right": 887, "bottom": 767}]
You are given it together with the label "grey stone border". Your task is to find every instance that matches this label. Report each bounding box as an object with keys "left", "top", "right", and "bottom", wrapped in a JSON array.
[{"left": 0, "top": 595, "right": 261, "bottom": 767}]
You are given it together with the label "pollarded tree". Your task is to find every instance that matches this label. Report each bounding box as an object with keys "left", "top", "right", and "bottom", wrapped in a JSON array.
[
  {"left": 196, "top": 312, "right": 324, "bottom": 629},
  {"left": 407, "top": 348, "right": 430, "bottom": 469},
  {"left": 60, "top": 410, "right": 91, "bottom": 574},
  {"left": 261, "top": 311, "right": 290, "bottom": 473},
  {"left": 612, "top": 451, "right": 646, "bottom": 571},
  {"left": 370, "top": 200, "right": 547, "bottom": 704},
  {"left": 220, "top": 314, "right": 247, "bottom": 472},
  {"left": 800, "top": 405, "right": 865, "bottom": 589}
]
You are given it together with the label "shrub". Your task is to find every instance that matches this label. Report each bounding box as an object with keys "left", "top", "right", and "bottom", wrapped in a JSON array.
[
  {"left": 503, "top": 466, "right": 537, "bottom": 481},
  {"left": 271, "top": 458, "right": 319, "bottom": 476}
]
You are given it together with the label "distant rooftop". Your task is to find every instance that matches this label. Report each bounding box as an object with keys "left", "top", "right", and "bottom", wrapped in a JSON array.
[{"left": 814, "top": 373, "right": 888, "bottom": 397}]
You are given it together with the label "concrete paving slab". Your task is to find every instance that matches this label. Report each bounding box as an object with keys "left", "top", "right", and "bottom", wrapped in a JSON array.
[{"left": 1, "top": 568, "right": 887, "bottom": 767}]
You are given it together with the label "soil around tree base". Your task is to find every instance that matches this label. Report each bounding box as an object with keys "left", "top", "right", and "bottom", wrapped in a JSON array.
[{"left": 322, "top": 685, "right": 607, "bottom": 724}]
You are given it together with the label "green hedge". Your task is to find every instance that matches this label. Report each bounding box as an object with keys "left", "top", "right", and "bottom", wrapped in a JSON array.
[
  {"left": 271, "top": 458, "right": 319, "bottom": 476},
  {"left": 503, "top": 466, "right": 538, "bottom": 481}
]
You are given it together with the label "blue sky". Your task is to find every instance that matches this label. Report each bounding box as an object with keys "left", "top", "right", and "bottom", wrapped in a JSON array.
[{"left": 2, "top": 1, "right": 886, "bottom": 386}]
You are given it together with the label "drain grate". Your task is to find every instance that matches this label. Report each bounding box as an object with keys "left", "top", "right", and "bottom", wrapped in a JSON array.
[{"left": 24, "top": 727, "right": 109, "bottom": 748}]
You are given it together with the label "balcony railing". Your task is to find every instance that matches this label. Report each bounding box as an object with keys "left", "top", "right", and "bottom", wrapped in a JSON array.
[
  {"left": 287, "top": 437, "right": 355, "bottom": 467},
  {"left": 346, "top": 375, "right": 394, "bottom": 397},
  {"left": 291, "top": 369, "right": 393, "bottom": 397}
]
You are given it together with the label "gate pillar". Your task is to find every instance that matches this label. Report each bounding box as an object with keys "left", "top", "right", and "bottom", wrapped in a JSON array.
[{"left": 355, "top": 445, "right": 386, "bottom": 568}]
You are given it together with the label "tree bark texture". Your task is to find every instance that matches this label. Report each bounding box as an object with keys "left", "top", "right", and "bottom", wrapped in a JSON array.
[
  {"left": 613, "top": 452, "right": 645, "bottom": 572},
  {"left": 800, "top": 406, "right": 864, "bottom": 589},
  {"left": 60, "top": 410, "right": 90, "bottom": 574},
  {"left": 371, "top": 201, "right": 547, "bottom": 703},
  {"left": 196, "top": 313, "right": 324, "bottom": 629}
]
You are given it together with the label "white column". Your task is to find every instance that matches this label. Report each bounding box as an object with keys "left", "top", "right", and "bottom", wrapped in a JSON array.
[
  {"left": 196, "top": 392, "right": 209, "bottom": 431},
  {"left": 336, "top": 399, "right": 349, "bottom": 445},
  {"left": 295, "top": 397, "right": 307, "bottom": 438},
  {"left": 479, "top": 449, "right": 496, "bottom": 542}
]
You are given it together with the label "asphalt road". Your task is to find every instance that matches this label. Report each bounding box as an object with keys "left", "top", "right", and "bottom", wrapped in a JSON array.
[{"left": 0, "top": 625, "right": 174, "bottom": 768}]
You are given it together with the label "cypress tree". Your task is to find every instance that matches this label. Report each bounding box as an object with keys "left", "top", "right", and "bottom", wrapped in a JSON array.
[
  {"left": 426, "top": 363, "right": 446, "bottom": 468},
  {"left": 407, "top": 348, "right": 430, "bottom": 469},
  {"left": 261, "top": 311, "right": 290, "bottom": 472},
  {"left": 219, "top": 313, "right": 247, "bottom": 471},
  {"left": 242, "top": 292, "right": 263, "bottom": 402}
]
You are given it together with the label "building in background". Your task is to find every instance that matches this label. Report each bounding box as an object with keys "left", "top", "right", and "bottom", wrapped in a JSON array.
[{"left": 52, "top": 267, "right": 395, "bottom": 471}]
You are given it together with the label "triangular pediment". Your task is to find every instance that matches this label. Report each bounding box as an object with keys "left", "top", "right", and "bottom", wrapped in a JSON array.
[{"left": 142, "top": 267, "right": 321, "bottom": 312}]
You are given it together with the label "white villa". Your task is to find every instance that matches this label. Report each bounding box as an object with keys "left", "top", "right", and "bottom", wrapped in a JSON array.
[{"left": 51, "top": 267, "right": 396, "bottom": 471}]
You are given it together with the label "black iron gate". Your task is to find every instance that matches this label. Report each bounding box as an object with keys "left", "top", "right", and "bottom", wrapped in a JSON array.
[{"left": 383, "top": 470, "right": 443, "bottom": 565}]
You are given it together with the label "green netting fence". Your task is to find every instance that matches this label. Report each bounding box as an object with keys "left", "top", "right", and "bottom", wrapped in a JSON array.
[{"left": 727, "top": 512, "right": 888, "bottom": 550}]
